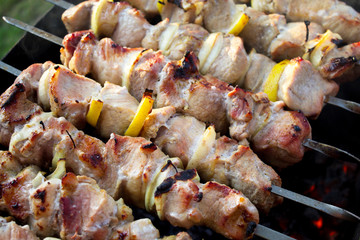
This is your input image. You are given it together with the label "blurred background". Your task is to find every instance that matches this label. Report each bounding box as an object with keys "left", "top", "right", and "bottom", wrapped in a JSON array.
[{"left": 0, "top": 0, "right": 52, "bottom": 58}]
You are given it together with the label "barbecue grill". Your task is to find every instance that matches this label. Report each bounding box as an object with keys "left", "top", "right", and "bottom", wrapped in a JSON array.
[{"left": 1, "top": 0, "right": 360, "bottom": 239}]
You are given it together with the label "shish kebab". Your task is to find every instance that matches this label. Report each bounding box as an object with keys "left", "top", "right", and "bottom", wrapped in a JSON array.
[
  {"left": 0, "top": 60, "right": 282, "bottom": 214},
  {"left": 160, "top": 0, "right": 360, "bottom": 84},
  {"left": 155, "top": 0, "right": 360, "bottom": 67},
  {"left": 251, "top": 0, "right": 360, "bottom": 44},
  {"left": 81, "top": 0, "right": 360, "bottom": 46},
  {"left": 95, "top": 0, "right": 360, "bottom": 83},
  {"left": 0, "top": 151, "right": 182, "bottom": 240},
  {"left": 1, "top": 63, "right": 359, "bottom": 240},
  {"left": 2, "top": 60, "right": 360, "bottom": 222},
  {"left": 0, "top": 65, "right": 295, "bottom": 240},
  {"left": 52, "top": 0, "right": 360, "bottom": 118},
  {"left": 3, "top": 20, "right": 360, "bottom": 168}
]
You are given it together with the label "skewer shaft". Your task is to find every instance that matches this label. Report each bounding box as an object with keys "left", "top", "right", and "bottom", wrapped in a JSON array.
[
  {"left": 304, "top": 138, "right": 360, "bottom": 164},
  {"left": 0, "top": 61, "right": 21, "bottom": 76},
  {"left": 325, "top": 96, "right": 360, "bottom": 114},
  {"left": 2, "top": 16, "right": 63, "bottom": 46},
  {"left": 271, "top": 186, "right": 360, "bottom": 222},
  {"left": 255, "top": 225, "right": 295, "bottom": 240},
  {"left": 45, "top": 0, "right": 74, "bottom": 9}
]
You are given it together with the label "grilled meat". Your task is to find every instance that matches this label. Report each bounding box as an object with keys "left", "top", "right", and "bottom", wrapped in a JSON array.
[
  {"left": 242, "top": 52, "right": 338, "bottom": 118},
  {"left": 252, "top": 0, "right": 360, "bottom": 44},
  {"left": 62, "top": 1, "right": 248, "bottom": 84},
  {"left": 44, "top": 63, "right": 284, "bottom": 211},
  {"left": 2, "top": 62, "right": 281, "bottom": 213},
  {"left": 0, "top": 217, "right": 39, "bottom": 240},
  {"left": 117, "top": 0, "right": 360, "bottom": 82},
  {"left": 0, "top": 72, "right": 260, "bottom": 239},
  {"left": 60, "top": 30, "right": 312, "bottom": 167},
  {"left": 0, "top": 151, "right": 164, "bottom": 240},
  {"left": 61, "top": 2, "right": 341, "bottom": 117}
]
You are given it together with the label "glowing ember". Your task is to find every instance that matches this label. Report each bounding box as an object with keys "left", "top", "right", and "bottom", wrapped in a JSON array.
[
  {"left": 312, "top": 217, "right": 323, "bottom": 229},
  {"left": 343, "top": 165, "right": 348, "bottom": 174}
]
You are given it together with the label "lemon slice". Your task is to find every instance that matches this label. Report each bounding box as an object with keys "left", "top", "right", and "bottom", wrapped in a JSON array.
[
  {"left": 91, "top": 0, "right": 113, "bottom": 37},
  {"left": 157, "top": 0, "right": 168, "bottom": 14},
  {"left": 86, "top": 98, "right": 104, "bottom": 127},
  {"left": 125, "top": 91, "right": 154, "bottom": 137},
  {"left": 263, "top": 60, "right": 290, "bottom": 102},
  {"left": 228, "top": 13, "right": 249, "bottom": 35}
]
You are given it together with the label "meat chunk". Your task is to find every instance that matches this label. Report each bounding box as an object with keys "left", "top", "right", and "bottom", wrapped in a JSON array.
[
  {"left": 252, "top": 0, "right": 360, "bottom": 43},
  {"left": 243, "top": 53, "right": 339, "bottom": 118},
  {"left": 0, "top": 217, "right": 39, "bottom": 240},
  {"left": 270, "top": 22, "right": 324, "bottom": 61},
  {"left": 155, "top": 171, "right": 259, "bottom": 239},
  {"left": 97, "top": 82, "right": 139, "bottom": 138},
  {"left": 47, "top": 65, "right": 102, "bottom": 128},
  {"left": 0, "top": 166, "right": 40, "bottom": 220},
  {"left": 60, "top": 173, "right": 119, "bottom": 239},
  {"left": 278, "top": 57, "right": 339, "bottom": 118}
]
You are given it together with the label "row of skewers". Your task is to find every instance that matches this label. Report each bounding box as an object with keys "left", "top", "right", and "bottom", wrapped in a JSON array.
[{"left": 1, "top": 0, "right": 360, "bottom": 239}]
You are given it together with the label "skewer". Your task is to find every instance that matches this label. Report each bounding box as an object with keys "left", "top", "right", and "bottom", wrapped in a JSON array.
[
  {"left": 41, "top": 0, "right": 360, "bottom": 116},
  {"left": 45, "top": 0, "right": 74, "bottom": 9},
  {"left": 1, "top": 60, "right": 360, "bottom": 223},
  {"left": 3, "top": 16, "right": 360, "bottom": 165}
]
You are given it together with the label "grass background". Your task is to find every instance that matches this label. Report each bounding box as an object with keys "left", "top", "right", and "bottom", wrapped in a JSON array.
[{"left": 0, "top": 0, "right": 52, "bottom": 59}]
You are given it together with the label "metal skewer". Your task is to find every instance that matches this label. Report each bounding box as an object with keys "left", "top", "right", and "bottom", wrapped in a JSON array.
[
  {"left": 45, "top": 0, "right": 74, "bottom": 9},
  {"left": 325, "top": 95, "right": 360, "bottom": 114},
  {"left": 304, "top": 139, "right": 360, "bottom": 163}
]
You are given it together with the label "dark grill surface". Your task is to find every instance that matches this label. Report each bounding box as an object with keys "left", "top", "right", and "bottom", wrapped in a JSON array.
[{"left": 1, "top": 1, "right": 360, "bottom": 239}]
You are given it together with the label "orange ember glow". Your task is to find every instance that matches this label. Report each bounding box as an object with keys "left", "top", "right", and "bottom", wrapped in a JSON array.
[
  {"left": 313, "top": 217, "right": 323, "bottom": 229},
  {"left": 343, "top": 165, "right": 348, "bottom": 174},
  {"left": 306, "top": 184, "right": 316, "bottom": 193},
  {"left": 329, "top": 230, "right": 338, "bottom": 240}
]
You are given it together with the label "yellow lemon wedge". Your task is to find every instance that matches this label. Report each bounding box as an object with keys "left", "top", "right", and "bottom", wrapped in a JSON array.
[
  {"left": 157, "top": 0, "right": 168, "bottom": 14},
  {"left": 125, "top": 90, "right": 154, "bottom": 137},
  {"left": 91, "top": 0, "right": 113, "bottom": 37},
  {"left": 86, "top": 98, "right": 104, "bottom": 127},
  {"left": 263, "top": 59, "right": 290, "bottom": 102},
  {"left": 227, "top": 12, "right": 250, "bottom": 35}
]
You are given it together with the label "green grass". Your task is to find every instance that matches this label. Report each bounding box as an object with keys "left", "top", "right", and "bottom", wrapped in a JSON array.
[{"left": 0, "top": 0, "right": 52, "bottom": 59}]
